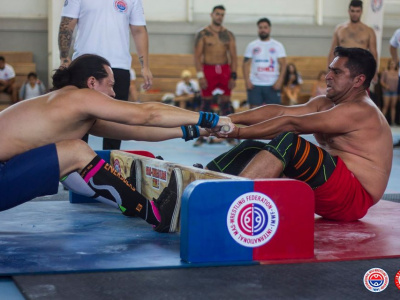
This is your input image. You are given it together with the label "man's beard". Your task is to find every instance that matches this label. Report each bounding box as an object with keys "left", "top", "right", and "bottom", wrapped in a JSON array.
[
  {"left": 212, "top": 20, "right": 222, "bottom": 26},
  {"left": 259, "top": 33, "right": 270, "bottom": 40},
  {"left": 350, "top": 17, "right": 360, "bottom": 23}
]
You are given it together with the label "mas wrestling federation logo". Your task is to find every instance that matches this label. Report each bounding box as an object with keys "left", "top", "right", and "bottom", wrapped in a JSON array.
[
  {"left": 114, "top": 0, "right": 128, "bottom": 13},
  {"left": 252, "top": 47, "right": 261, "bottom": 56},
  {"left": 371, "top": 0, "right": 383, "bottom": 12},
  {"left": 363, "top": 268, "right": 389, "bottom": 292},
  {"left": 395, "top": 270, "right": 400, "bottom": 290},
  {"left": 227, "top": 192, "right": 279, "bottom": 248}
]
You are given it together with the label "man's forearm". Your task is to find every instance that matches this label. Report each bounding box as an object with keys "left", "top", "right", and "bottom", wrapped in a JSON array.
[
  {"left": 230, "top": 53, "right": 238, "bottom": 74},
  {"left": 3, "top": 78, "right": 15, "bottom": 89},
  {"left": 131, "top": 26, "right": 149, "bottom": 69},
  {"left": 229, "top": 105, "right": 286, "bottom": 126},
  {"left": 390, "top": 45, "right": 399, "bottom": 63},
  {"left": 276, "top": 59, "right": 287, "bottom": 88},
  {"left": 236, "top": 116, "right": 292, "bottom": 140},
  {"left": 58, "top": 17, "right": 76, "bottom": 60}
]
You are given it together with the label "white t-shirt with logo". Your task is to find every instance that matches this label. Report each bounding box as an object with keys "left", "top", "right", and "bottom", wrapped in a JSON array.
[
  {"left": 0, "top": 63, "right": 16, "bottom": 80},
  {"left": 62, "top": 0, "right": 146, "bottom": 70},
  {"left": 244, "top": 38, "right": 287, "bottom": 86},
  {"left": 390, "top": 28, "right": 400, "bottom": 76}
]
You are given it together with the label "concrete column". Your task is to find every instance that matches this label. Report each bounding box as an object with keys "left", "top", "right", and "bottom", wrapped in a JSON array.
[
  {"left": 362, "top": 0, "right": 385, "bottom": 62},
  {"left": 47, "top": 0, "right": 65, "bottom": 87},
  {"left": 316, "top": 0, "right": 323, "bottom": 25}
]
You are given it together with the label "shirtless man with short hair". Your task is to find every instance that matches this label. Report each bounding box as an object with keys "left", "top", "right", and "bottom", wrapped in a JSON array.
[
  {"left": 0, "top": 54, "right": 232, "bottom": 233},
  {"left": 207, "top": 47, "right": 392, "bottom": 222},
  {"left": 328, "top": 0, "right": 377, "bottom": 66},
  {"left": 194, "top": 5, "right": 238, "bottom": 145}
]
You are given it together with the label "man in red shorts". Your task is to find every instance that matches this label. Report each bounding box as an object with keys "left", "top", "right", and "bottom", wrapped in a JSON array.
[
  {"left": 207, "top": 47, "right": 393, "bottom": 221},
  {"left": 194, "top": 5, "right": 238, "bottom": 146}
]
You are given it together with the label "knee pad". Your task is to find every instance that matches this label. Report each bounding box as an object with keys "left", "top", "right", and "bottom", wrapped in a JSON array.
[
  {"left": 265, "top": 132, "right": 337, "bottom": 189},
  {"left": 207, "top": 140, "right": 267, "bottom": 175}
]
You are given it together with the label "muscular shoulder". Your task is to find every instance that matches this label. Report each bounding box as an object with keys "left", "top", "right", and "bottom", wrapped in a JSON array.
[
  {"left": 307, "top": 95, "right": 334, "bottom": 112},
  {"left": 194, "top": 27, "right": 212, "bottom": 45},
  {"left": 53, "top": 87, "right": 100, "bottom": 105},
  {"left": 335, "top": 22, "right": 348, "bottom": 32},
  {"left": 195, "top": 27, "right": 212, "bottom": 38},
  {"left": 335, "top": 98, "right": 380, "bottom": 122},
  {"left": 365, "top": 24, "right": 376, "bottom": 37},
  {"left": 225, "top": 28, "right": 235, "bottom": 38}
]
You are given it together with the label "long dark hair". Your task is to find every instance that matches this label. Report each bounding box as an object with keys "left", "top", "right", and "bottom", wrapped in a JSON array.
[
  {"left": 283, "top": 63, "right": 300, "bottom": 86},
  {"left": 52, "top": 54, "right": 111, "bottom": 90}
]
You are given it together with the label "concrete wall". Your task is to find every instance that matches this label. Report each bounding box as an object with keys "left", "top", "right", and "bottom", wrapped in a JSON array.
[
  {"left": 0, "top": 0, "right": 399, "bottom": 87},
  {"left": 145, "top": 21, "right": 396, "bottom": 57},
  {"left": 0, "top": 18, "right": 48, "bottom": 87},
  {"left": 2, "top": 0, "right": 399, "bottom": 26}
]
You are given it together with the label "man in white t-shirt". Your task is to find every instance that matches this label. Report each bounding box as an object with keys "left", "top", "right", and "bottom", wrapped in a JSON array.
[
  {"left": 243, "top": 18, "right": 287, "bottom": 108},
  {"left": 0, "top": 56, "right": 18, "bottom": 103},
  {"left": 58, "top": 0, "right": 153, "bottom": 149},
  {"left": 389, "top": 28, "right": 400, "bottom": 147}
]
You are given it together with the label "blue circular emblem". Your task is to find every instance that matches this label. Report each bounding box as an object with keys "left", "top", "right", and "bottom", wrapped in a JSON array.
[
  {"left": 114, "top": 0, "right": 128, "bottom": 13},
  {"left": 227, "top": 192, "right": 279, "bottom": 248}
]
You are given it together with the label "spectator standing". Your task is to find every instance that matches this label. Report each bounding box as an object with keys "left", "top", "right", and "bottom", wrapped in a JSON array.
[
  {"left": 194, "top": 5, "right": 238, "bottom": 146},
  {"left": 327, "top": 0, "right": 377, "bottom": 66},
  {"left": 380, "top": 59, "right": 399, "bottom": 126},
  {"left": 58, "top": 0, "right": 153, "bottom": 149},
  {"left": 243, "top": 18, "right": 287, "bottom": 109},
  {"left": 19, "top": 72, "right": 47, "bottom": 100},
  {"left": 0, "top": 56, "right": 18, "bottom": 103},
  {"left": 389, "top": 27, "right": 400, "bottom": 147}
]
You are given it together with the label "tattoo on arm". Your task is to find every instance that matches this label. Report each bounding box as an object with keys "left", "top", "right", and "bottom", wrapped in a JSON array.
[
  {"left": 243, "top": 57, "right": 250, "bottom": 62},
  {"left": 58, "top": 17, "right": 74, "bottom": 59},
  {"left": 138, "top": 56, "right": 144, "bottom": 68},
  {"left": 194, "top": 31, "right": 204, "bottom": 47}
]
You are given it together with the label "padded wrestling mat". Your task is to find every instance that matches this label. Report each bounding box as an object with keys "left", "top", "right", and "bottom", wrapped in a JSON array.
[
  {"left": 0, "top": 199, "right": 399, "bottom": 275},
  {"left": 0, "top": 201, "right": 255, "bottom": 276}
]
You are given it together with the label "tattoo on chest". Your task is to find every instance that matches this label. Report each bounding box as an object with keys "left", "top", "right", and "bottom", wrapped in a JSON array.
[
  {"left": 219, "top": 31, "right": 230, "bottom": 43},
  {"left": 348, "top": 31, "right": 357, "bottom": 39},
  {"left": 195, "top": 30, "right": 211, "bottom": 46},
  {"left": 204, "top": 29, "right": 213, "bottom": 37}
]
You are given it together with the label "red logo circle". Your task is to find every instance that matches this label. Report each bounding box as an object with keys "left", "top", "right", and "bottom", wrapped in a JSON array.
[
  {"left": 363, "top": 268, "right": 389, "bottom": 292},
  {"left": 395, "top": 270, "right": 400, "bottom": 290}
]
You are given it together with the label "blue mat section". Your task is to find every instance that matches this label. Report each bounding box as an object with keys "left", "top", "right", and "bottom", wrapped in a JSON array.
[
  {"left": 181, "top": 180, "right": 254, "bottom": 263},
  {"left": 0, "top": 278, "right": 24, "bottom": 300},
  {"left": 0, "top": 201, "right": 255, "bottom": 276}
]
